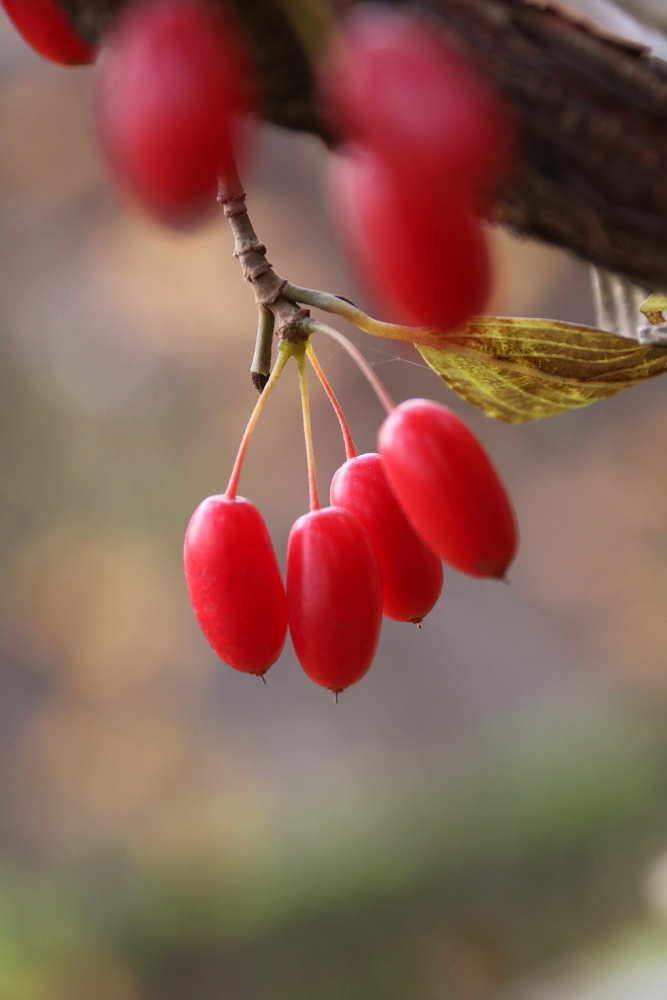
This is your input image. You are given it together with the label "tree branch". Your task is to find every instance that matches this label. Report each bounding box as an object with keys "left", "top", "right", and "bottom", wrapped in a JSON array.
[
  {"left": 217, "top": 173, "right": 311, "bottom": 389},
  {"left": 427, "top": 0, "right": 667, "bottom": 290}
]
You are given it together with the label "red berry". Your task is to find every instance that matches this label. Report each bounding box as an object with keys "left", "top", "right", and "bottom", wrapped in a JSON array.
[
  {"left": 330, "top": 453, "right": 443, "bottom": 623},
  {"left": 95, "top": 0, "right": 253, "bottom": 223},
  {"left": 287, "top": 507, "right": 382, "bottom": 692},
  {"left": 320, "top": 4, "right": 515, "bottom": 209},
  {"left": 1, "top": 0, "right": 96, "bottom": 64},
  {"left": 330, "top": 145, "right": 490, "bottom": 331},
  {"left": 378, "top": 400, "right": 517, "bottom": 577},
  {"left": 184, "top": 495, "right": 287, "bottom": 675}
]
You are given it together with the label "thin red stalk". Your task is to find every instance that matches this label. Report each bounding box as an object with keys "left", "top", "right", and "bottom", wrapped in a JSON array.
[
  {"left": 306, "top": 320, "right": 395, "bottom": 415},
  {"left": 295, "top": 350, "right": 320, "bottom": 512},
  {"left": 306, "top": 343, "right": 357, "bottom": 461},
  {"left": 225, "top": 345, "right": 290, "bottom": 499}
]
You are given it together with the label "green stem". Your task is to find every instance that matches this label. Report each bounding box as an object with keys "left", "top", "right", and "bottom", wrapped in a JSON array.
[
  {"left": 295, "top": 348, "right": 320, "bottom": 511},
  {"left": 283, "top": 282, "right": 428, "bottom": 344}
]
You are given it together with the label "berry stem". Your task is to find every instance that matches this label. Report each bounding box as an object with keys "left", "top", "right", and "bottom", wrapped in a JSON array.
[
  {"left": 295, "top": 348, "right": 320, "bottom": 511},
  {"left": 225, "top": 341, "right": 292, "bottom": 499},
  {"left": 303, "top": 319, "right": 395, "bottom": 415},
  {"left": 306, "top": 343, "right": 357, "bottom": 460}
]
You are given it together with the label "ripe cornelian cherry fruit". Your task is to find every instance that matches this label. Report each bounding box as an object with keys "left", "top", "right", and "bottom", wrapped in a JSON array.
[
  {"left": 95, "top": 0, "right": 253, "bottom": 224},
  {"left": 330, "top": 145, "right": 490, "bottom": 332},
  {"left": 378, "top": 400, "right": 517, "bottom": 578},
  {"left": 184, "top": 495, "right": 287, "bottom": 676},
  {"left": 1, "top": 0, "right": 96, "bottom": 64},
  {"left": 320, "top": 4, "right": 515, "bottom": 210},
  {"left": 287, "top": 507, "right": 382, "bottom": 692},
  {"left": 330, "top": 453, "right": 443, "bottom": 623}
]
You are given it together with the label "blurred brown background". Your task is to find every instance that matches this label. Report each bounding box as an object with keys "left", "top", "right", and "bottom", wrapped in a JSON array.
[{"left": 2, "top": 8, "right": 667, "bottom": 998}]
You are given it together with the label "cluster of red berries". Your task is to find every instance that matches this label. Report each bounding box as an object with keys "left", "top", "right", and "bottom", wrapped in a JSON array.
[
  {"left": 184, "top": 386, "right": 517, "bottom": 696},
  {"left": 1, "top": 0, "right": 516, "bottom": 333}
]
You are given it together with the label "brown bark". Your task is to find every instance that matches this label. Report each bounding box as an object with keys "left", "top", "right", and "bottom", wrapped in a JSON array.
[
  {"left": 426, "top": 0, "right": 667, "bottom": 291},
  {"left": 71, "top": 0, "right": 667, "bottom": 291}
]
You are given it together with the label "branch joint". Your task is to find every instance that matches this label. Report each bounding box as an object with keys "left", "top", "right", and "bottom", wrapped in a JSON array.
[
  {"left": 276, "top": 308, "right": 311, "bottom": 344},
  {"left": 233, "top": 241, "right": 267, "bottom": 258},
  {"left": 218, "top": 193, "right": 246, "bottom": 218}
]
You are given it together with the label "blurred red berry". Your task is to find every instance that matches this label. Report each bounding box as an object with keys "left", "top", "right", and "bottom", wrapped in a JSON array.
[
  {"left": 378, "top": 399, "right": 517, "bottom": 578},
  {"left": 95, "top": 0, "right": 253, "bottom": 224},
  {"left": 1, "top": 0, "right": 95, "bottom": 64},
  {"left": 320, "top": 3, "right": 516, "bottom": 210},
  {"left": 330, "top": 453, "right": 443, "bottom": 622},
  {"left": 287, "top": 507, "right": 382, "bottom": 692},
  {"left": 330, "top": 145, "right": 490, "bottom": 331},
  {"left": 184, "top": 495, "right": 287, "bottom": 676}
]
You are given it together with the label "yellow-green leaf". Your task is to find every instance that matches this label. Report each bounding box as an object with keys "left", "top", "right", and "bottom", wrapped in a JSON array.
[
  {"left": 282, "top": 287, "right": 667, "bottom": 423},
  {"left": 415, "top": 316, "right": 667, "bottom": 423}
]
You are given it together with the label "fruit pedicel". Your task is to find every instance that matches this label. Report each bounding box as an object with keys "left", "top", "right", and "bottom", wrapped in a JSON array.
[{"left": 3, "top": 0, "right": 520, "bottom": 693}]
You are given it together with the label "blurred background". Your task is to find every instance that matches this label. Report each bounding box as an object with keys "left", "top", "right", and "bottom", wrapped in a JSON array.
[{"left": 2, "top": 5, "right": 667, "bottom": 997}]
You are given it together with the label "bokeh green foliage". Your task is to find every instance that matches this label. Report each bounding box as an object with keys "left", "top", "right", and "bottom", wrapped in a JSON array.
[{"left": 0, "top": 698, "right": 664, "bottom": 999}]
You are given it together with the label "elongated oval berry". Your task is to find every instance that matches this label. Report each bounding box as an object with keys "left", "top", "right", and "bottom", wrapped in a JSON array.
[
  {"left": 1, "top": 0, "right": 96, "bottom": 64},
  {"left": 330, "top": 146, "right": 489, "bottom": 332},
  {"left": 330, "top": 453, "right": 443, "bottom": 623},
  {"left": 287, "top": 507, "right": 382, "bottom": 692},
  {"left": 320, "top": 4, "right": 515, "bottom": 209},
  {"left": 95, "top": 0, "right": 253, "bottom": 223},
  {"left": 184, "top": 495, "right": 287, "bottom": 675},
  {"left": 378, "top": 400, "right": 517, "bottom": 577}
]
